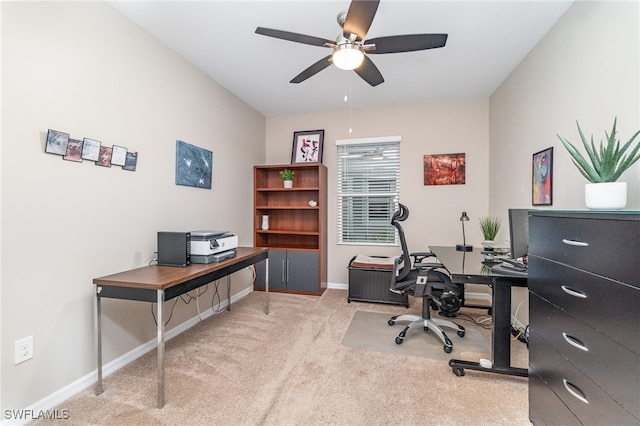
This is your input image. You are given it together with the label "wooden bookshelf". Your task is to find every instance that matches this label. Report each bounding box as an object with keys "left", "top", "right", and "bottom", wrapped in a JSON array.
[{"left": 254, "top": 164, "right": 327, "bottom": 295}]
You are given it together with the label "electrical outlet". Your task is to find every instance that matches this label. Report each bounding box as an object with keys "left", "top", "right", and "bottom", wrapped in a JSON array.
[{"left": 15, "top": 336, "right": 33, "bottom": 365}]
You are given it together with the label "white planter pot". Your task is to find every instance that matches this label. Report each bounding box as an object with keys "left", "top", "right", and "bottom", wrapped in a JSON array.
[
  {"left": 585, "top": 182, "right": 627, "bottom": 210},
  {"left": 283, "top": 180, "right": 293, "bottom": 188}
]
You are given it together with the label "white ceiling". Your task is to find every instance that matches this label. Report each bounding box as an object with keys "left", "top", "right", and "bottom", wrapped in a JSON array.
[{"left": 108, "top": 1, "right": 573, "bottom": 117}]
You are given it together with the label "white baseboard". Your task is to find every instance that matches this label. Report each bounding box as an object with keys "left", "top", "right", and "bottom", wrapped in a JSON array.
[
  {"left": 2, "top": 286, "right": 253, "bottom": 426},
  {"left": 327, "top": 282, "right": 347, "bottom": 291}
]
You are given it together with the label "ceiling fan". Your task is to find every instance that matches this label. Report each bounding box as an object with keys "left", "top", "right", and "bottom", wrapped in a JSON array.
[{"left": 255, "top": 0, "right": 447, "bottom": 87}]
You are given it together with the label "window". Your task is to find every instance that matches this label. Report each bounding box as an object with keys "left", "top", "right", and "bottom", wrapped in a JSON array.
[{"left": 336, "top": 136, "right": 401, "bottom": 245}]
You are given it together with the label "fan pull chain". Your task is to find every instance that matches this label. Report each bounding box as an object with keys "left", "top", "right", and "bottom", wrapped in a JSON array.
[{"left": 348, "top": 79, "right": 353, "bottom": 134}]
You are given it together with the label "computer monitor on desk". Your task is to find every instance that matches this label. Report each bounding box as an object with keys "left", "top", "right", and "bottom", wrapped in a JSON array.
[{"left": 493, "top": 208, "right": 531, "bottom": 275}]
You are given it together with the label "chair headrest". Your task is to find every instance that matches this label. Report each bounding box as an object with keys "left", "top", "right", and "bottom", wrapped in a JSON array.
[{"left": 391, "top": 203, "right": 409, "bottom": 225}]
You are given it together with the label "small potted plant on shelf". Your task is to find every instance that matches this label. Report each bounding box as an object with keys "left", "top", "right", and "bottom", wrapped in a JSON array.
[
  {"left": 280, "top": 168, "right": 295, "bottom": 188},
  {"left": 558, "top": 117, "right": 640, "bottom": 209}
]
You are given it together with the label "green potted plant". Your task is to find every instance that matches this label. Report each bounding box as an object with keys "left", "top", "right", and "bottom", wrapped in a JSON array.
[
  {"left": 280, "top": 168, "right": 295, "bottom": 188},
  {"left": 479, "top": 216, "right": 501, "bottom": 242},
  {"left": 558, "top": 118, "right": 640, "bottom": 209}
]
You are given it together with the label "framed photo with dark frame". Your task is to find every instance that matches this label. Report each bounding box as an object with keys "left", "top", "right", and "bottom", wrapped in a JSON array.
[
  {"left": 63, "top": 138, "right": 84, "bottom": 162},
  {"left": 532, "top": 147, "right": 553, "bottom": 206},
  {"left": 81, "top": 137, "right": 101, "bottom": 161},
  {"left": 291, "top": 130, "right": 324, "bottom": 164},
  {"left": 96, "top": 145, "right": 113, "bottom": 168},
  {"left": 45, "top": 129, "right": 69, "bottom": 155},
  {"left": 123, "top": 151, "right": 138, "bottom": 171},
  {"left": 111, "top": 145, "right": 128, "bottom": 166}
]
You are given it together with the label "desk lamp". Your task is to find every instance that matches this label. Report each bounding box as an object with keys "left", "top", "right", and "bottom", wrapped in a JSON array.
[{"left": 456, "top": 211, "right": 473, "bottom": 252}]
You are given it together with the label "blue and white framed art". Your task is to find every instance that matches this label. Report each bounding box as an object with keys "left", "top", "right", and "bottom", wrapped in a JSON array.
[{"left": 175, "top": 140, "right": 212, "bottom": 189}]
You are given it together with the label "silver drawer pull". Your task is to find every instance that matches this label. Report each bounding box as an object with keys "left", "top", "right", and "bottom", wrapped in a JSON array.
[
  {"left": 562, "top": 332, "right": 589, "bottom": 352},
  {"left": 562, "top": 238, "right": 589, "bottom": 247},
  {"left": 561, "top": 285, "right": 587, "bottom": 299},
  {"left": 563, "top": 379, "right": 589, "bottom": 404}
]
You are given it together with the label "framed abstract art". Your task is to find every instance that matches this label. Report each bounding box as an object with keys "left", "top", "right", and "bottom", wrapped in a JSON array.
[
  {"left": 532, "top": 147, "right": 553, "bottom": 205},
  {"left": 291, "top": 130, "right": 324, "bottom": 164}
]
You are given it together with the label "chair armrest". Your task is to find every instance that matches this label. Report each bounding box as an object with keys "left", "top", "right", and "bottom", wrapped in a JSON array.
[
  {"left": 414, "top": 262, "right": 444, "bottom": 270},
  {"left": 410, "top": 251, "right": 436, "bottom": 263}
]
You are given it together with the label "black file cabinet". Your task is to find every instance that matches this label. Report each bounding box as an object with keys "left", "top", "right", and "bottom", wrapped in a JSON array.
[{"left": 528, "top": 211, "right": 640, "bottom": 425}]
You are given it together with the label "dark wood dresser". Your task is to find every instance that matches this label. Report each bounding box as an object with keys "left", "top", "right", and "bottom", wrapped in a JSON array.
[{"left": 528, "top": 211, "right": 640, "bottom": 425}]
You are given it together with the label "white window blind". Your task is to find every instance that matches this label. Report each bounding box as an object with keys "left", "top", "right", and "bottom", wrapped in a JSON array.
[{"left": 336, "top": 137, "right": 401, "bottom": 246}]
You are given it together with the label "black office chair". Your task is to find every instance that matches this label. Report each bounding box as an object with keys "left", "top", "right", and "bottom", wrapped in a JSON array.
[{"left": 387, "top": 204, "right": 465, "bottom": 353}]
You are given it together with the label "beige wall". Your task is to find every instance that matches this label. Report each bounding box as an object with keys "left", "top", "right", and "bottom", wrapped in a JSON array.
[
  {"left": 490, "top": 0, "right": 639, "bottom": 324},
  {"left": 1, "top": 1, "right": 265, "bottom": 412},
  {"left": 265, "top": 101, "right": 491, "bottom": 286}
]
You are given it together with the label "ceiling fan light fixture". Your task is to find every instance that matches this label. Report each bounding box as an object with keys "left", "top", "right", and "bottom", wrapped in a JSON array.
[{"left": 333, "top": 44, "right": 364, "bottom": 70}]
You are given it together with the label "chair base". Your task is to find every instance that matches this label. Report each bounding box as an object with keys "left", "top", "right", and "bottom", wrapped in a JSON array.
[{"left": 388, "top": 314, "right": 465, "bottom": 353}]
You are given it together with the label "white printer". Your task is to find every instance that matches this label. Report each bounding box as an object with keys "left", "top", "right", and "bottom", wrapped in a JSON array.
[{"left": 190, "top": 230, "right": 238, "bottom": 263}]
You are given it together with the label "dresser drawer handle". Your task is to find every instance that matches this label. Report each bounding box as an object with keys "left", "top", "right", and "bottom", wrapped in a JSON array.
[
  {"left": 563, "top": 379, "right": 589, "bottom": 404},
  {"left": 561, "top": 285, "right": 587, "bottom": 299},
  {"left": 562, "top": 238, "right": 589, "bottom": 247},
  {"left": 562, "top": 332, "right": 589, "bottom": 352}
]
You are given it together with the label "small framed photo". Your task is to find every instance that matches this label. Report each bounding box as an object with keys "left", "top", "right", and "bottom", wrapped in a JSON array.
[
  {"left": 45, "top": 129, "right": 69, "bottom": 155},
  {"left": 111, "top": 145, "right": 128, "bottom": 166},
  {"left": 96, "top": 145, "right": 112, "bottom": 167},
  {"left": 291, "top": 130, "right": 324, "bottom": 164},
  {"left": 532, "top": 147, "right": 553, "bottom": 206},
  {"left": 123, "top": 151, "right": 138, "bottom": 171},
  {"left": 81, "top": 138, "right": 101, "bottom": 161},
  {"left": 63, "top": 138, "right": 84, "bottom": 162}
]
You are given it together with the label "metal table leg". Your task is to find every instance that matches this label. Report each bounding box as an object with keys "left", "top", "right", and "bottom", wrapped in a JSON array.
[
  {"left": 95, "top": 285, "right": 103, "bottom": 395},
  {"left": 226, "top": 275, "right": 231, "bottom": 311},
  {"left": 265, "top": 258, "right": 269, "bottom": 315},
  {"left": 157, "top": 289, "right": 165, "bottom": 408}
]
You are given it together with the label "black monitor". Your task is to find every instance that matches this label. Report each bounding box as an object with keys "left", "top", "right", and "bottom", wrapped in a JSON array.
[{"left": 508, "top": 209, "right": 530, "bottom": 261}]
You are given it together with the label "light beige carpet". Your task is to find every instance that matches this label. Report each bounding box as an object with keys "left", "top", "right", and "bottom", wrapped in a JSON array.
[
  {"left": 342, "top": 310, "right": 490, "bottom": 361},
  {"left": 34, "top": 289, "right": 530, "bottom": 425}
]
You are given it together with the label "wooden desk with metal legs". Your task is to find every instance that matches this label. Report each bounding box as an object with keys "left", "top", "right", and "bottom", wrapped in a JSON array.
[
  {"left": 429, "top": 246, "right": 528, "bottom": 378},
  {"left": 93, "top": 247, "right": 269, "bottom": 408}
]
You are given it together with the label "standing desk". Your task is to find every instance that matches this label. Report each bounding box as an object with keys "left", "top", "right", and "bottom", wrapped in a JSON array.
[
  {"left": 93, "top": 246, "right": 269, "bottom": 408},
  {"left": 429, "top": 246, "right": 528, "bottom": 378}
]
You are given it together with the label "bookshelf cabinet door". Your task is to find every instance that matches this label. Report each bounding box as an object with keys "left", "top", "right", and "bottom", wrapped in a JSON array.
[{"left": 286, "top": 250, "right": 318, "bottom": 293}]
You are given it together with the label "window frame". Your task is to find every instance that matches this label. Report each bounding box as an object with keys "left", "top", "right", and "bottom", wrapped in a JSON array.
[{"left": 335, "top": 136, "right": 401, "bottom": 246}]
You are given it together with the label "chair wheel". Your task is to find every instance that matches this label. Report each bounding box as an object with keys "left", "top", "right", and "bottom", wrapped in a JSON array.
[
  {"left": 395, "top": 336, "right": 404, "bottom": 345},
  {"left": 453, "top": 367, "right": 465, "bottom": 377},
  {"left": 457, "top": 330, "right": 465, "bottom": 337},
  {"left": 388, "top": 319, "right": 395, "bottom": 326},
  {"left": 444, "top": 345, "right": 452, "bottom": 353}
]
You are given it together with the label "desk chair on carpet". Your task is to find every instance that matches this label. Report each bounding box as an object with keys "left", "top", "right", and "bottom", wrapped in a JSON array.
[{"left": 387, "top": 204, "right": 466, "bottom": 353}]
